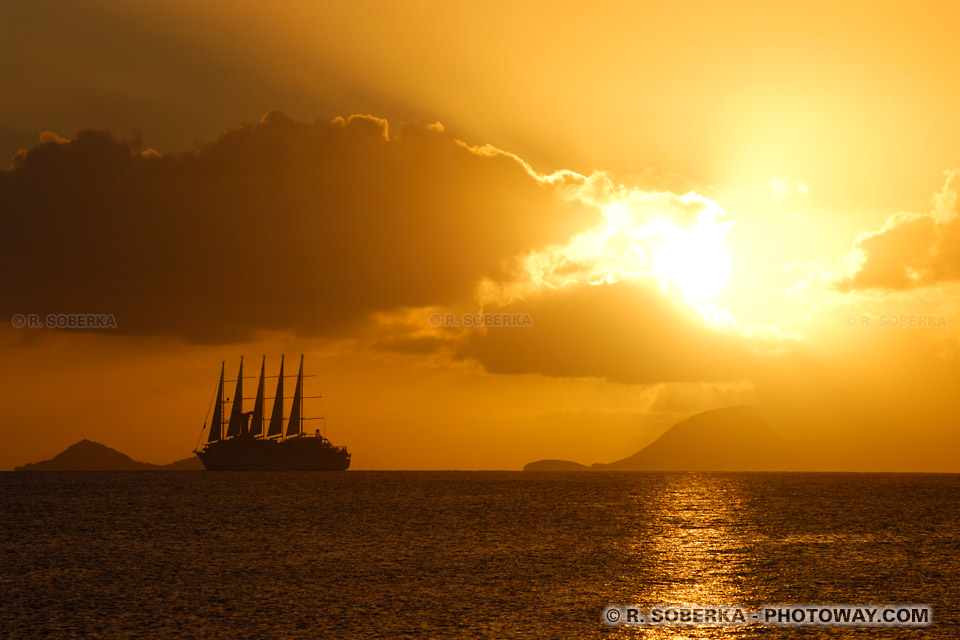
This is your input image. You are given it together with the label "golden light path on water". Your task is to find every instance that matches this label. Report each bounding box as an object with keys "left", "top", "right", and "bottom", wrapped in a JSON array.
[{"left": 615, "top": 475, "right": 766, "bottom": 639}]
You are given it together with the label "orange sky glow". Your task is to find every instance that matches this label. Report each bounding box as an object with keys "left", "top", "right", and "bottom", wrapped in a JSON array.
[{"left": 1, "top": 0, "right": 959, "bottom": 470}]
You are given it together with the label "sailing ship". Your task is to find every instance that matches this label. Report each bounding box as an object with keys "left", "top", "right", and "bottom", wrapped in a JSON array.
[{"left": 194, "top": 355, "right": 351, "bottom": 471}]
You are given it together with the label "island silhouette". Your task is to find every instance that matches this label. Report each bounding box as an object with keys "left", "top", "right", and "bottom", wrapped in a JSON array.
[
  {"left": 14, "top": 439, "right": 203, "bottom": 471},
  {"left": 19, "top": 406, "right": 808, "bottom": 471},
  {"left": 525, "top": 405, "right": 793, "bottom": 471}
]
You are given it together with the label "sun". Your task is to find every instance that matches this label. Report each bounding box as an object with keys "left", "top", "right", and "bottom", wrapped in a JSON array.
[
  {"left": 517, "top": 196, "right": 734, "bottom": 309},
  {"left": 653, "top": 224, "right": 731, "bottom": 302}
]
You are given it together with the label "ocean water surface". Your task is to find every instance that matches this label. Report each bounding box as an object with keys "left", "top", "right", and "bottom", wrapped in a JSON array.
[{"left": 1, "top": 471, "right": 958, "bottom": 638}]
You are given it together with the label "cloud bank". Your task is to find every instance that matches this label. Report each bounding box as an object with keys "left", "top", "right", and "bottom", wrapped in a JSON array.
[
  {"left": 836, "top": 171, "right": 960, "bottom": 291},
  {"left": 0, "top": 112, "right": 596, "bottom": 343}
]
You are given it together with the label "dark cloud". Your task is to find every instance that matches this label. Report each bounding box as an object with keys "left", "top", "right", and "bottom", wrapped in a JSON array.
[
  {"left": 457, "top": 280, "right": 767, "bottom": 385},
  {"left": 0, "top": 112, "right": 597, "bottom": 342}
]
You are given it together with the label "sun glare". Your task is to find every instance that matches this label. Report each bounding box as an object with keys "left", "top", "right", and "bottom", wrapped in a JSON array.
[
  {"left": 515, "top": 193, "right": 734, "bottom": 311},
  {"left": 654, "top": 224, "right": 731, "bottom": 302}
]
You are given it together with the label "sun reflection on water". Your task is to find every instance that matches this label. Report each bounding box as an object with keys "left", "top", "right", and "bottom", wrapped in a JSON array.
[{"left": 617, "top": 474, "right": 769, "bottom": 638}]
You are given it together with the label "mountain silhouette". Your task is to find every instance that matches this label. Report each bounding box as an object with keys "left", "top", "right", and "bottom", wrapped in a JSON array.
[
  {"left": 14, "top": 439, "right": 203, "bottom": 471},
  {"left": 525, "top": 405, "right": 788, "bottom": 472}
]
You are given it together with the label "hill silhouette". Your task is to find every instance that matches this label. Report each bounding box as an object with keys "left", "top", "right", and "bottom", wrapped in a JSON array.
[
  {"left": 593, "top": 405, "right": 784, "bottom": 471},
  {"left": 525, "top": 405, "right": 789, "bottom": 471},
  {"left": 14, "top": 440, "right": 202, "bottom": 471}
]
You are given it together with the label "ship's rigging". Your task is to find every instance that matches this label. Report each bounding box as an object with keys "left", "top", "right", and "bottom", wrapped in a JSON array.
[{"left": 202, "top": 354, "right": 323, "bottom": 444}]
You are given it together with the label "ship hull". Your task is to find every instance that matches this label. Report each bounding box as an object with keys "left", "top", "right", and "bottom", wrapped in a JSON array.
[{"left": 196, "top": 435, "right": 350, "bottom": 471}]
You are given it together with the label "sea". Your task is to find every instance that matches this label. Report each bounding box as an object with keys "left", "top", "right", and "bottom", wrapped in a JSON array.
[{"left": 1, "top": 471, "right": 958, "bottom": 639}]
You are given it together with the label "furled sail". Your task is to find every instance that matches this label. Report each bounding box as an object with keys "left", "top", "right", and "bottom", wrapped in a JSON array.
[
  {"left": 266, "top": 355, "right": 285, "bottom": 437},
  {"left": 249, "top": 356, "right": 266, "bottom": 438},
  {"left": 226, "top": 356, "right": 244, "bottom": 438},
  {"left": 286, "top": 355, "right": 304, "bottom": 437},
  {"left": 207, "top": 362, "right": 225, "bottom": 443}
]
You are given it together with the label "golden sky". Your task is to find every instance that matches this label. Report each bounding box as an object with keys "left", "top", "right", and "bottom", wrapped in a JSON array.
[{"left": 2, "top": 0, "right": 959, "bottom": 470}]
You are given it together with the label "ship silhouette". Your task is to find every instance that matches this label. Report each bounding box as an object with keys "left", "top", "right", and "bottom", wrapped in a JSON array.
[{"left": 195, "top": 355, "right": 350, "bottom": 471}]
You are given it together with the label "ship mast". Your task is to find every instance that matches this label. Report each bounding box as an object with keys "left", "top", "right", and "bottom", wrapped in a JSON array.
[
  {"left": 250, "top": 356, "right": 266, "bottom": 438},
  {"left": 225, "top": 356, "right": 244, "bottom": 438},
  {"left": 268, "top": 355, "right": 285, "bottom": 440},
  {"left": 286, "top": 354, "right": 304, "bottom": 438},
  {"left": 207, "top": 362, "right": 225, "bottom": 443},
  {"left": 300, "top": 354, "right": 304, "bottom": 436}
]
